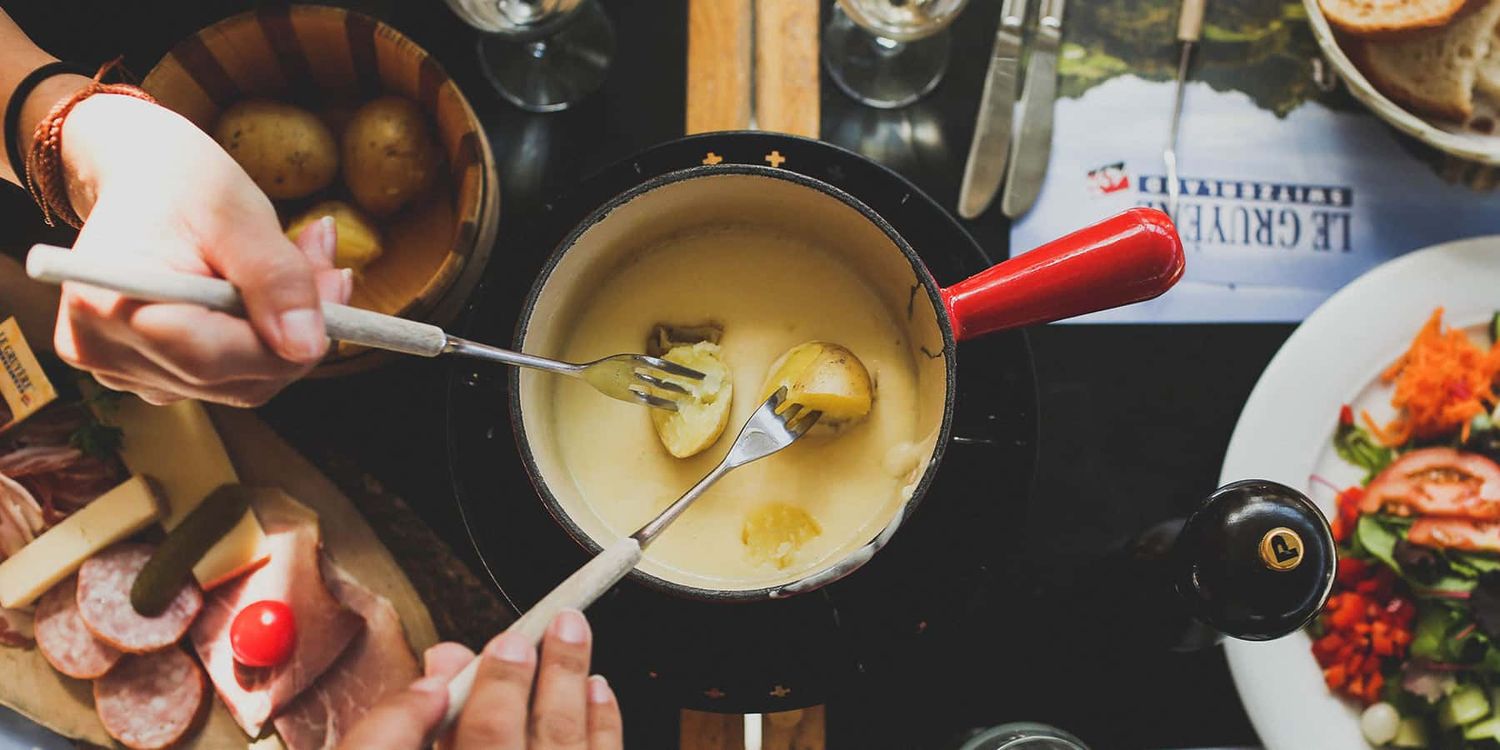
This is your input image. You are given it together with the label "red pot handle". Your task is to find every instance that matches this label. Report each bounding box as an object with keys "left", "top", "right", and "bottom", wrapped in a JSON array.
[{"left": 940, "top": 207, "right": 1184, "bottom": 341}]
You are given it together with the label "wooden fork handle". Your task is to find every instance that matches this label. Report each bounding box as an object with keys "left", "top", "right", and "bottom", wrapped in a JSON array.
[
  {"left": 26, "top": 244, "right": 448, "bottom": 357},
  {"left": 441, "top": 537, "right": 644, "bottom": 728}
]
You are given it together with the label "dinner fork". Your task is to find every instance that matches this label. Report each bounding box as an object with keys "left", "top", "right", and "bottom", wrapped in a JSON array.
[
  {"left": 440, "top": 387, "right": 821, "bottom": 727},
  {"left": 24, "top": 244, "right": 704, "bottom": 411}
]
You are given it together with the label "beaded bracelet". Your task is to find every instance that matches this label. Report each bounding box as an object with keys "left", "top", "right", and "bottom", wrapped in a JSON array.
[
  {"left": 4, "top": 61, "right": 91, "bottom": 183},
  {"left": 24, "top": 58, "right": 156, "bottom": 228}
]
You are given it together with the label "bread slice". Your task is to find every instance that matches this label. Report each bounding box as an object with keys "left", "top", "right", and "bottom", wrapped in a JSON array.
[
  {"left": 1478, "top": 23, "right": 1500, "bottom": 99},
  {"left": 1322, "top": 0, "right": 1472, "bottom": 36},
  {"left": 1352, "top": 0, "right": 1500, "bottom": 121}
]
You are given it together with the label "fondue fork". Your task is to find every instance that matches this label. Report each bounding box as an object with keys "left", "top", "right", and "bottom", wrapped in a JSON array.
[
  {"left": 440, "top": 388, "right": 821, "bottom": 728},
  {"left": 25, "top": 244, "right": 704, "bottom": 411}
]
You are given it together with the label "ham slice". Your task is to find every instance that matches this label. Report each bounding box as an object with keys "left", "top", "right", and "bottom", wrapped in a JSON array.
[
  {"left": 190, "top": 500, "right": 363, "bottom": 737},
  {"left": 1409, "top": 517, "right": 1500, "bottom": 552},
  {"left": 273, "top": 558, "right": 419, "bottom": 750}
]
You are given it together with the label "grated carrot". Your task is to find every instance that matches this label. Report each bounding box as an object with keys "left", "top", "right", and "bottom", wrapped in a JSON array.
[{"left": 1367, "top": 308, "right": 1500, "bottom": 447}]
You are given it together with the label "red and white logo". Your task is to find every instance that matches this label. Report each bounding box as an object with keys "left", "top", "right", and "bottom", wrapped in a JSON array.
[{"left": 1087, "top": 161, "right": 1130, "bottom": 195}]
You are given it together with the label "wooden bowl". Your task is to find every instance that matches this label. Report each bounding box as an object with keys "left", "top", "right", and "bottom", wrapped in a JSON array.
[{"left": 142, "top": 5, "right": 500, "bottom": 373}]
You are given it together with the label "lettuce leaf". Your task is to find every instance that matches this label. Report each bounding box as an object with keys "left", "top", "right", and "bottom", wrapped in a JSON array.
[
  {"left": 1356, "top": 514, "right": 1403, "bottom": 572},
  {"left": 1335, "top": 421, "right": 1394, "bottom": 483}
]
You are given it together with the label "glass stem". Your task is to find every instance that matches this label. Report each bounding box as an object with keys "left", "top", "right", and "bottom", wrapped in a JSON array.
[{"left": 869, "top": 33, "right": 905, "bottom": 57}]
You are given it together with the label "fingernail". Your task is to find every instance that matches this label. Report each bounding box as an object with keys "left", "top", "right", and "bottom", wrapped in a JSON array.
[
  {"left": 551, "top": 609, "right": 589, "bottom": 645},
  {"left": 278, "top": 309, "right": 326, "bottom": 361},
  {"left": 587, "top": 675, "right": 612, "bottom": 705},
  {"left": 422, "top": 645, "right": 444, "bottom": 671},
  {"left": 318, "top": 215, "right": 338, "bottom": 262},
  {"left": 410, "top": 676, "right": 447, "bottom": 695},
  {"left": 340, "top": 268, "right": 355, "bottom": 303},
  {"left": 484, "top": 632, "right": 534, "bottom": 664}
]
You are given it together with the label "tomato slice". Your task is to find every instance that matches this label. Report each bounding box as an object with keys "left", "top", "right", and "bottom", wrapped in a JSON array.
[
  {"left": 1359, "top": 448, "right": 1500, "bottom": 520},
  {"left": 1409, "top": 518, "right": 1500, "bottom": 552},
  {"left": 230, "top": 600, "right": 297, "bottom": 668}
]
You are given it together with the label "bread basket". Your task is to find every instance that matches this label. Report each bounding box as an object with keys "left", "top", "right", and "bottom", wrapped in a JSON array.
[{"left": 1303, "top": 0, "right": 1500, "bottom": 165}]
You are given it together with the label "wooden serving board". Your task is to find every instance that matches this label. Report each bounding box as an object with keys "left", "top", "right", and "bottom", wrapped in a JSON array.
[{"left": 0, "top": 408, "right": 439, "bottom": 749}]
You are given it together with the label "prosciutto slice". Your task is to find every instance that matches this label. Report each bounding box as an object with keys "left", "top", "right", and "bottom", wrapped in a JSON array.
[
  {"left": 190, "top": 500, "right": 364, "bottom": 736},
  {"left": 0, "top": 607, "right": 34, "bottom": 649},
  {"left": 0, "top": 406, "right": 125, "bottom": 524},
  {"left": 273, "top": 559, "right": 419, "bottom": 750},
  {"left": 0, "top": 472, "right": 43, "bottom": 559},
  {"left": 0, "top": 446, "right": 123, "bottom": 522}
]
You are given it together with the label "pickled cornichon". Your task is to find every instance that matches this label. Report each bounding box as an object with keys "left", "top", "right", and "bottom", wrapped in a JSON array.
[{"left": 129, "top": 484, "right": 252, "bottom": 615}]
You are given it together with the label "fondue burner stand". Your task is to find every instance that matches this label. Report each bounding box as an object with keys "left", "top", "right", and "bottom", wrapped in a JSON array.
[{"left": 446, "top": 133, "right": 1039, "bottom": 714}]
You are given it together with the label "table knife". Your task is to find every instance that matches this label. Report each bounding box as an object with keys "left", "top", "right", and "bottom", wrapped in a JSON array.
[
  {"left": 1165, "top": 0, "right": 1207, "bottom": 218},
  {"left": 956, "top": 0, "right": 1028, "bottom": 220},
  {"left": 1000, "top": 0, "right": 1065, "bottom": 219}
]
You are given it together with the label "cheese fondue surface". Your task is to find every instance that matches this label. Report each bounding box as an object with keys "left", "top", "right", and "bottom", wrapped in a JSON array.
[{"left": 549, "top": 225, "right": 924, "bottom": 589}]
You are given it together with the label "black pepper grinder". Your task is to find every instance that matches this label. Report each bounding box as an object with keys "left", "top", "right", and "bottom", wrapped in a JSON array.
[{"left": 1088, "top": 480, "right": 1337, "bottom": 651}]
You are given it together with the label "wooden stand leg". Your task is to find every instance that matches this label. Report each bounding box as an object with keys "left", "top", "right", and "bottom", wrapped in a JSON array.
[
  {"left": 753, "top": 0, "right": 819, "bottom": 138},
  {"left": 680, "top": 706, "right": 826, "bottom": 750},
  {"left": 686, "top": 0, "right": 753, "bottom": 134}
]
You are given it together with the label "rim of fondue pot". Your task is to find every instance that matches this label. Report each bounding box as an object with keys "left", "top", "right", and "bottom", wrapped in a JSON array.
[{"left": 511, "top": 164, "right": 958, "bottom": 601}]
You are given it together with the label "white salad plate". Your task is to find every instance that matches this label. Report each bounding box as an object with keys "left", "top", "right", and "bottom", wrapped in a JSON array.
[{"left": 1221, "top": 235, "right": 1500, "bottom": 748}]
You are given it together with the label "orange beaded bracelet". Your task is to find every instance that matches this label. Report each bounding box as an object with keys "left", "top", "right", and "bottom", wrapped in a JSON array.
[{"left": 24, "top": 58, "right": 155, "bottom": 228}]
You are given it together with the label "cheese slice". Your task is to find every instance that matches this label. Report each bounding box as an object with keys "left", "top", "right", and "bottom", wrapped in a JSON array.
[
  {"left": 0, "top": 475, "right": 163, "bottom": 608},
  {"left": 111, "top": 398, "right": 269, "bottom": 588}
]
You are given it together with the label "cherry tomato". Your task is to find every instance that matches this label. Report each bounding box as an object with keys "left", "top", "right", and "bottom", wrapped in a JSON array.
[{"left": 231, "top": 600, "right": 296, "bottom": 668}]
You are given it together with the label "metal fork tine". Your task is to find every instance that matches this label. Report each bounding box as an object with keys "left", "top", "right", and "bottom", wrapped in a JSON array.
[
  {"left": 791, "top": 410, "right": 822, "bottom": 435},
  {"left": 778, "top": 402, "right": 804, "bottom": 422},
  {"left": 766, "top": 387, "right": 788, "bottom": 410},
  {"left": 639, "top": 356, "right": 706, "bottom": 380},
  {"left": 630, "top": 388, "right": 679, "bottom": 412},
  {"left": 634, "top": 372, "right": 691, "bottom": 396}
]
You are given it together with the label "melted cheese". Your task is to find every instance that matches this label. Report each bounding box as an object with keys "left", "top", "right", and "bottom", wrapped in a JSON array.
[{"left": 549, "top": 226, "right": 920, "bottom": 589}]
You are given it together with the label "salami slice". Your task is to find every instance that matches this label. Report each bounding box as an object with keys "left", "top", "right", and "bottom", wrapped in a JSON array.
[
  {"left": 35, "top": 577, "right": 121, "bottom": 678},
  {"left": 94, "top": 647, "right": 205, "bottom": 750},
  {"left": 77, "top": 544, "right": 202, "bottom": 653}
]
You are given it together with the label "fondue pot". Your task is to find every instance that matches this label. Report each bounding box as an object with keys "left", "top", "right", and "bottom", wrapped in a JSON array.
[
  {"left": 506, "top": 159, "right": 1183, "bottom": 601},
  {"left": 447, "top": 132, "right": 1145, "bottom": 710}
]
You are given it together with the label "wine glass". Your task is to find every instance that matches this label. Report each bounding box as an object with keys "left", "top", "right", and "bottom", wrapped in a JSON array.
[
  {"left": 957, "top": 723, "right": 1091, "bottom": 750},
  {"left": 444, "top": 0, "right": 616, "bottom": 113},
  {"left": 823, "top": 0, "right": 971, "bottom": 109}
]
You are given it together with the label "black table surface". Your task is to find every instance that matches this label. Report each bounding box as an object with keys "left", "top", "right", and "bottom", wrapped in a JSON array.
[{"left": 0, "top": 1, "right": 1295, "bottom": 747}]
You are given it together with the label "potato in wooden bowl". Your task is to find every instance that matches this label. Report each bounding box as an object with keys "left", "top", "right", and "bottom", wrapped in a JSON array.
[{"left": 142, "top": 5, "right": 499, "bottom": 375}]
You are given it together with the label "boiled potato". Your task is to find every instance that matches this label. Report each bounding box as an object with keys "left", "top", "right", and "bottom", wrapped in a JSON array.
[
  {"left": 284, "top": 201, "right": 384, "bottom": 272},
  {"left": 650, "top": 341, "right": 732, "bottom": 459},
  {"left": 214, "top": 100, "right": 337, "bottom": 199},
  {"left": 741, "top": 502, "right": 822, "bottom": 570},
  {"left": 761, "top": 341, "right": 873, "bottom": 430},
  {"left": 341, "top": 96, "right": 440, "bottom": 216}
]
